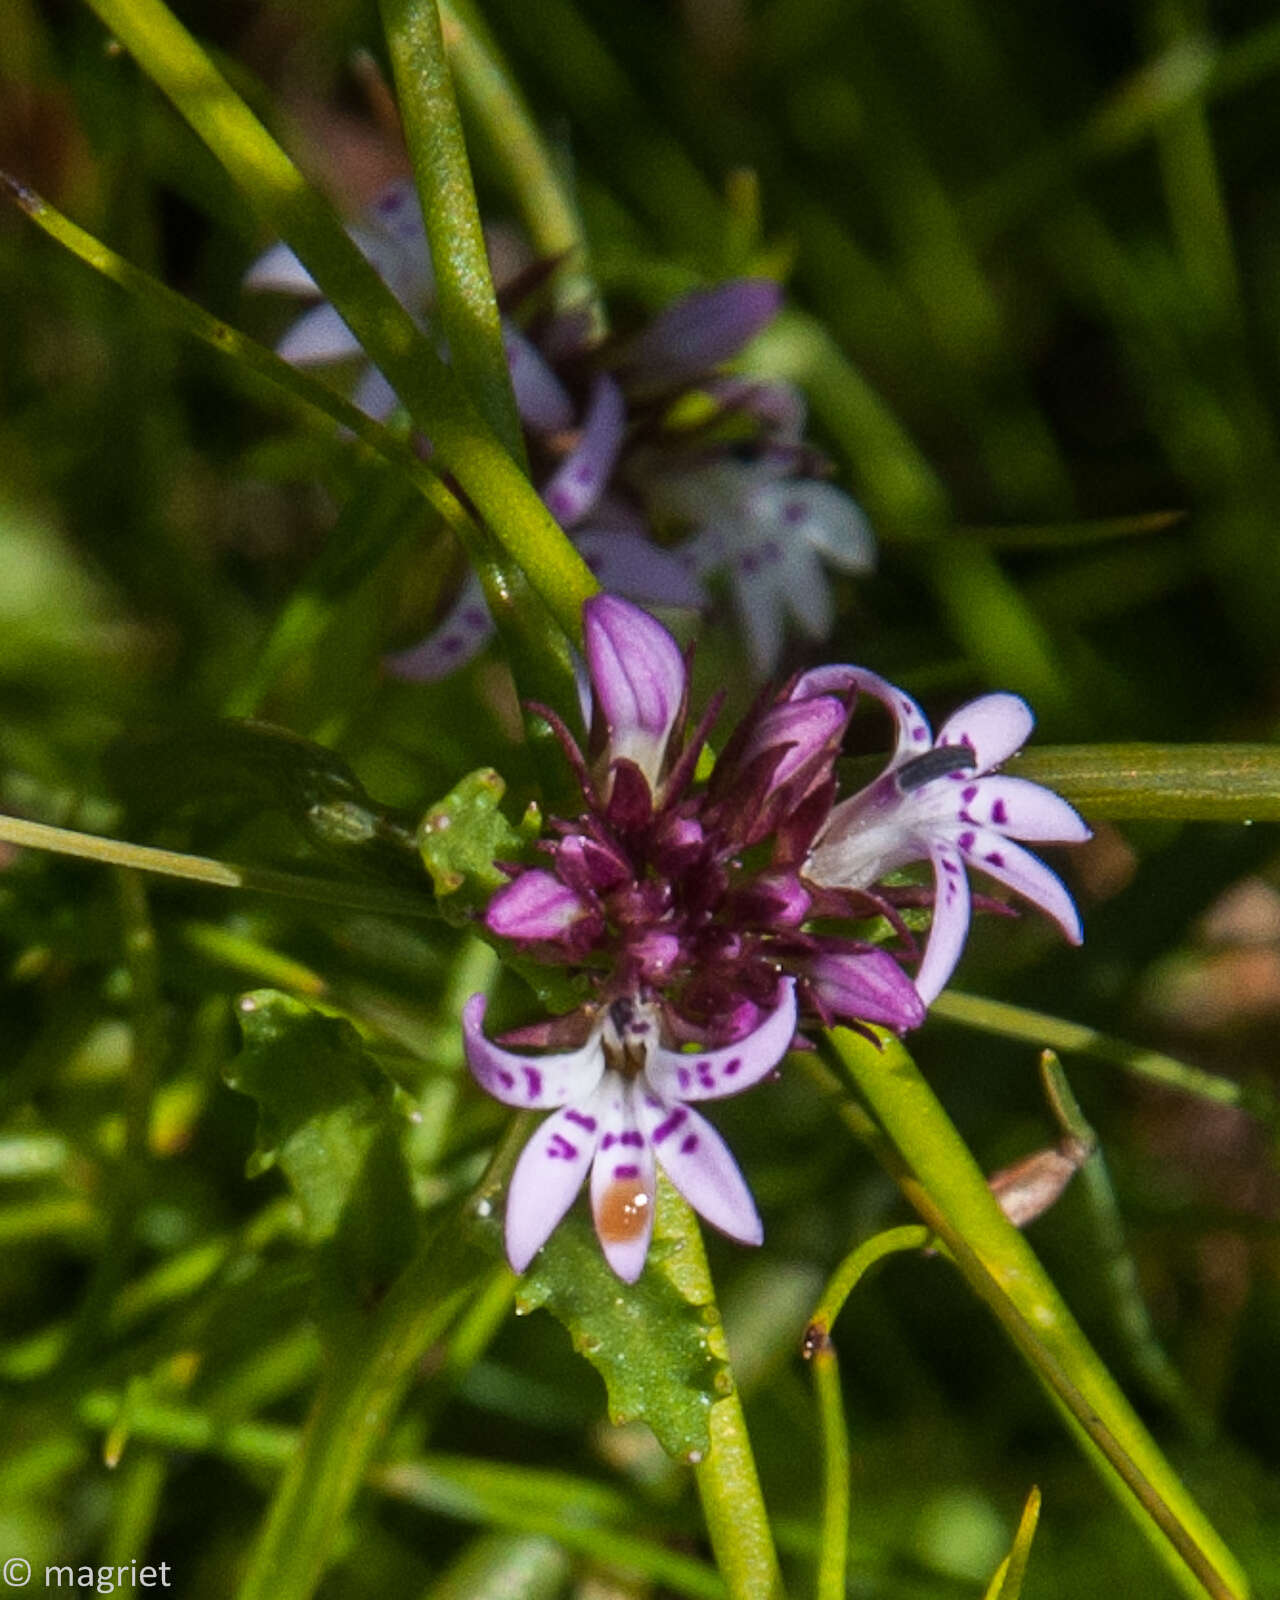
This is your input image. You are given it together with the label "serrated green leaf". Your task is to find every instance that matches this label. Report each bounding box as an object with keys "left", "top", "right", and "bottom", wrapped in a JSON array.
[
  {"left": 418, "top": 768, "right": 538, "bottom": 919},
  {"left": 516, "top": 1179, "right": 730, "bottom": 1460},
  {"left": 226, "top": 990, "right": 419, "bottom": 1321}
]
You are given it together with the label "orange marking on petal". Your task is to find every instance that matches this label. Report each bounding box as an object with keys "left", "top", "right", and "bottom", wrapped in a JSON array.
[{"left": 597, "top": 1177, "right": 650, "bottom": 1244}]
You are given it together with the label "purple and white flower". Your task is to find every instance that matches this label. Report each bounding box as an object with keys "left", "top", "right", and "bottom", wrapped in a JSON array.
[
  {"left": 803, "top": 670, "right": 1091, "bottom": 1003},
  {"left": 648, "top": 451, "right": 876, "bottom": 677},
  {"left": 463, "top": 981, "right": 797, "bottom": 1281}
]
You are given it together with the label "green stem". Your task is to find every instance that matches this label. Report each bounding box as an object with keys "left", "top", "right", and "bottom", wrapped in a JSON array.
[
  {"left": 80, "top": 0, "right": 596, "bottom": 653},
  {"left": 1010, "top": 741, "right": 1280, "bottom": 820},
  {"left": 809, "top": 1338, "right": 849, "bottom": 1600},
  {"left": 380, "top": 0, "right": 525, "bottom": 466},
  {"left": 439, "top": 0, "right": 602, "bottom": 327},
  {"left": 813, "top": 1031, "right": 1250, "bottom": 1600},
  {"left": 0, "top": 812, "right": 438, "bottom": 919},
  {"left": 930, "top": 989, "right": 1268, "bottom": 1117},
  {"left": 806, "top": 1225, "right": 931, "bottom": 1342},
  {"left": 660, "top": 1197, "right": 786, "bottom": 1600}
]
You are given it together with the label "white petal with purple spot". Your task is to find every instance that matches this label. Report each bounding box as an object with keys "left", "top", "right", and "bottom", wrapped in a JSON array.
[
  {"left": 951, "top": 776, "right": 1091, "bottom": 843},
  {"left": 645, "top": 978, "right": 796, "bottom": 1102},
  {"left": 914, "top": 841, "right": 972, "bottom": 1005},
  {"left": 637, "top": 1094, "right": 762, "bottom": 1245},
  {"left": 505, "top": 1091, "right": 605, "bottom": 1272},
  {"left": 951, "top": 828, "right": 1083, "bottom": 944},
  {"left": 462, "top": 994, "right": 605, "bottom": 1109},
  {"left": 937, "top": 693, "right": 1034, "bottom": 772}
]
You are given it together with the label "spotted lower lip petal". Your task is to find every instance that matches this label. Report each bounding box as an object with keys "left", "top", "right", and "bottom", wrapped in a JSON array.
[
  {"left": 953, "top": 828, "right": 1084, "bottom": 945},
  {"left": 589, "top": 1078, "right": 656, "bottom": 1283},
  {"left": 914, "top": 841, "right": 972, "bottom": 1005},
  {"left": 504, "top": 1091, "right": 605, "bottom": 1273},
  {"left": 645, "top": 978, "right": 796, "bottom": 1102},
  {"left": 461, "top": 994, "right": 605, "bottom": 1109},
  {"left": 541, "top": 376, "right": 624, "bottom": 529},
  {"left": 637, "top": 1093, "right": 762, "bottom": 1245}
]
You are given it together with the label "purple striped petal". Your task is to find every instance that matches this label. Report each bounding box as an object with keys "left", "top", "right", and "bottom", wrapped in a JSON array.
[
  {"left": 485, "top": 870, "right": 597, "bottom": 944},
  {"left": 541, "top": 376, "right": 624, "bottom": 528},
  {"left": 625, "top": 280, "right": 783, "bottom": 385},
  {"left": 952, "top": 828, "right": 1083, "bottom": 945},
  {"left": 831, "top": 669, "right": 934, "bottom": 765},
  {"left": 740, "top": 696, "right": 848, "bottom": 797},
  {"left": 955, "top": 776, "right": 1091, "bottom": 843},
  {"left": 637, "top": 1094, "right": 762, "bottom": 1245},
  {"left": 915, "top": 842, "right": 972, "bottom": 1005},
  {"left": 583, "top": 595, "right": 687, "bottom": 789},
  {"left": 276, "top": 302, "right": 363, "bottom": 365},
  {"left": 589, "top": 1077, "right": 656, "bottom": 1282},
  {"left": 505, "top": 1090, "right": 605, "bottom": 1272},
  {"left": 937, "top": 693, "right": 1033, "bottom": 773},
  {"left": 573, "top": 529, "right": 706, "bottom": 609},
  {"left": 504, "top": 322, "right": 574, "bottom": 433},
  {"left": 462, "top": 994, "right": 604, "bottom": 1109},
  {"left": 383, "top": 573, "right": 494, "bottom": 681},
  {"left": 806, "top": 947, "right": 926, "bottom": 1033},
  {"left": 645, "top": 978, "right": 796, "bottom": 1102}
]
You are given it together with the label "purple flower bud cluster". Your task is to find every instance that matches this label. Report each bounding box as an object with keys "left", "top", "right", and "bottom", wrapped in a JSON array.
[{"left": 464, "top": 595, "right": 1089, "bottom": 1281}]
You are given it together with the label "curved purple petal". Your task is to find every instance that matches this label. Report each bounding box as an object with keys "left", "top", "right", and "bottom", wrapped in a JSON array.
[
  {"left": 383, "top": 572, "right": 495, "bottom": 681},
  {"left": 741, "top": 696, "right": 848, "bottom": 797},
  {"left": 625, "top": 279, "right": 783, "bottom": 385},
  {"left": 806, "top": 947, "right": 926, "bottom": 1033},
  {"left": 637, "top": 1094, "right": 763, "bottom": 1245},
  {"left": 276, "top": 302, "right": 364, "bottom": 365},
  {"left": 505, "top": 1093, "right": 604, "bottom": 1272},
  {"left": 915, "top": 842, "right": 972, "bottom": 1005},
  {"left": 645, "top": 977, "right": 796, "bottom": 1102},
  {"left": 541, "top": 376, "right": 625, "bottom": 528},
  {"left": 244, "top": 241, "right": 318, "bottom": 295},
  {"left": 937, "top": 693, "right": 1033, "bottom": 773},
  {"left": 504, "top": 322, "right": 574, "bottom": 433},
  {"left": 583, "top": 595, "right": 687, "bottom": 788},
  {"left": 462, "top": 994, "right": 605, "bottom": 1109},
  {"left": 572, "top": 529, "right": 706, "bottom": 609},
  {"left": 589, "top": 1077, "right": 656, "bottom": 1282},
  {"left": 952, "top": 828, "right": 1083, "bottom": 945},
  {"left": 957, "top": 776, "right": 1092, "bottom": 843},
  {"left": 837, "top": 669, "right": 934, "bottom": 766}
]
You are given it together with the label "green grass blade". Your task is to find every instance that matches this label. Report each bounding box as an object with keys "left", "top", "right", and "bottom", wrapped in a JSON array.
[
  {"left": 440, "top": 0, "right": 601, "bottom": 325},
  {"left": 380, "top": 0, "right": 525, "bottom": 465},
  {"left": 821, "top": 1027, "right": 1250, "bottom": 1600},
  {"left": 1010, "top": 742, "right": 1280, "bottom": 820},
  {"left": 79, "top": 0, "right": 595, "bottom": 662}
]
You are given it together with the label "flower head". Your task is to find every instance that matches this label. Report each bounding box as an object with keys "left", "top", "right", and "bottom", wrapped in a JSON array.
[
  {"left": 468, "top": 597, "right": 1087, "bottom": 1279},
  {"left": 248, "top": 183, "right": 876, "bottom": 681},
  {"left": 464, "top": 980, "right": 796, "bottom": 1281},
  {"left": 803, "top": 670, "right": 1091, "bottom": 1003}
]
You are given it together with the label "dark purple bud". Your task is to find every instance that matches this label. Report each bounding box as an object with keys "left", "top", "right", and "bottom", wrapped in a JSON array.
[
  {"left": 805, "top": 947, "right": 926, "bottom": 1034},
  {"left": 624, "top": 280, "right": 784, "bottom": 387}
]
